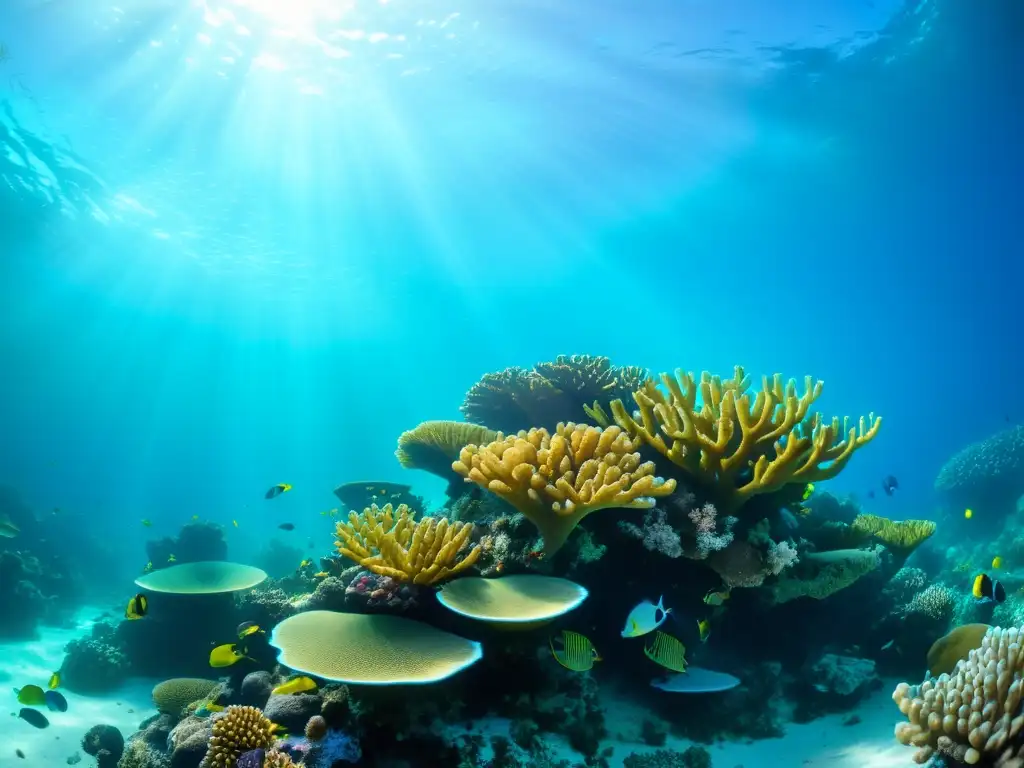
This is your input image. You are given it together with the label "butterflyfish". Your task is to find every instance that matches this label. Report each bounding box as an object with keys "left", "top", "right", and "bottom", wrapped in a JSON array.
[
  {"left": 47, "top": 672, "right": 60, "bottom": 690},
  {"left": 549, "top": 630, "right": 601, "bottom": 672},
  {"left": 621, "top": 596, "right": 671, "bottom": 638},
  {"left": 801, "top": 483, "right": 815, "bottom": 501},
  {"left": 703, "top": 587, "right": 731, "bottom": 607},
  {"left": 271, "top": 677, "right": 318, "bottom": 696},
  {"left": 209, "top": 643, "right": 251, "bottom": 668},
  {"left": 697, "top": 618, "right": 711, "bottom": 643},
  {"left": 643, "top": 631, "right": 688, "bottom": 673},
  {"left": 125, "top": 594, "right": 148, "bottom": 620},
  {"left": 15, "top": 685, "right": 46, "bottom": 706},
  {"left": 18, "top": 708, "right": 49, "bottom": 729},
  {"left": 266, "top": 484, "right": 293, "bottom": 500},
  {"left": 236, "top": 621, "right": 264, "bottom": 639},
  {"left": 44, "top": 690, "right": 67, "bottom": 712},
  {"left": 972, "top": 573, "right": 1006, "bottom": 604}
]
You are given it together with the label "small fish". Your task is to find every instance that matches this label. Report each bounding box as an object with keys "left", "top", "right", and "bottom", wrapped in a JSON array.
[
  {"left": 16, "top": 748, "right": 25, "bottom": 758},
  {"left": 141, "top": 519, "right": 152, "bottom": 527},
  {"left": 697, "top": 618, "right": 711, "bottom": 643},
  {"left": 549, "top": 630, "right": 601, "bottom": 672},
  {"left": 205, "top": 702, "right": 225, "bottom": 713},
  {"left": 125, "top": 594, "right": 148, "bottom": 620},
  {"left": 882, "top": 474, "right": 899, "bottom": 496},
  {"left": 796, "top": 505, "right": 811, "bottom": 516},
  {"left": 143, "top": 562, "right": 153, "bottom": 573},
  {"left": 993, "top": 556, "right": 1004, "bottom": 569},
  {"left": 236, "top": 621, "right": 264, "bottom": 639},
  {"left": 965, "top": 508, "right": 973, "bottom": 519},
  {"left": 18, "top": 708, "right": 49, "bottom": 728},
  {"left": 44, "top": 690, "right": 67, "bottom": 712},
  {"left": 269, "top": 724, "right": 288, "bottom": 737},
  {"left": 278, "top": 523, "right": 295, "bottom": 531},
  {"left": 973, "top": 573, "right": 1006, "bottom": 605},
  {"left": 644, "top": 631, "right": 688, "bottom": 673},
  {"left": 298, "top": 559, "right": 312, "bottom": 569},
  {"left": 314, "top": 571, "right": 329, "bottom": 578},
  {"left": 881, "top": 639, "right": 895, "bottom": 651},
  {"left": 266, "top": 483, "right": 293, "bottom": 500},
  {"left": 191, "top": 515, "right": 199, "bottom": 521},
  {"left": 271, "top": 677, "right": 317, "bottom": 696},
  {"left": 209, "top": 643, "right": 250, "bottom": 668},
  {"left": 621, "top": 596, "right": 671, "bottom": 638},
  {"left": 232, "top": 520, "right": 239, "bottom": 528},
  {"left": 47, "top": 672, "right": 60, "bottom": 690},
  {"left": 526, "top": 550, "right": 544, "bottom": 561},
  {"left": 15, "top": 685, "right": 47, "bottom": 706},
  {"left": 703, "top": 587, "right": 731, "bottom": 607},
  {"left": 168, "top": 554, "right": 177, "bottom": 562},
  {"left": 0, "top": 516, "right": 20, "bottom": 538},
  {"left": 801, "top": 483, "right": 815, "bottom": 501}
]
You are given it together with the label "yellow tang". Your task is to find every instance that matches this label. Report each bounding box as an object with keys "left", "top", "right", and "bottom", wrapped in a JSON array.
[
  {"left": 644, "top": 631, "right": 688, "bottom": 673},
  {"left": 549, "top": 630, "right": 601, "bottom": 673},
  {"left": 16, "top": 685, "right": 47, "bottom": 706},
  {"left": 125, "top": 593, "right": 148, "bottom": 620},
  {"left": 993, "top": 556, "right": 1003, "bottom": 569},
  {"left": 271, "top": 676, "right": 318, "bottom": 696},
  {"left": 47, "top": 672, "right": 60, "bottom": 690},
  {"left": 209, "top": 643, "right": 250, "bottom": 668}
]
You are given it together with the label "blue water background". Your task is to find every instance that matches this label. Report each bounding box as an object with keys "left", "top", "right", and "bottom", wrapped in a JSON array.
[{"left": 0, "top": 0, "right": 1019, "bottom": 593}]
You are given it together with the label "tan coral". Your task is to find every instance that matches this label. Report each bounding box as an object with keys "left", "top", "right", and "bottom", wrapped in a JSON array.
[
  {"left": 395, "top": 421, "right": 502, "bottom": 479},
  {"left": 893, "top": 625, "right": 1024, "bottom": 766},
  {"left": 199, "top": 706, "right": 274, "bottom": 768},
  {"left": 452, "top": 422, "right": 677, "bottom": 557},
  {"left": 850, "top": 513, "right": 936, "bottom": 553},
  {"left": 334, "top": 503, "right": 481, "bottom": 585},
  {"left": 597, "top": 366, "right": 881, "bottom": 511}
]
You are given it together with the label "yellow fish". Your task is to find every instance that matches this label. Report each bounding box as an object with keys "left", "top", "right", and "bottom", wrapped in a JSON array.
[
  {"left": 191, "top": 515, "right": 199, "bottom": 521},
  {"left": 993, "top": 556, "right": 1004, "bottom": 569},
  {"left": 47, "top": 672, "right": 60, "bottom": 690},
  {"left": 232, "top": 520, "right": 239, "bottom": 528},
  {"left": 299, "top": 559, "right": 312, "bottom": 569},
  {"left": 209, "top": 643, "right": 250, "bottom": 668},
  {"left": 965, "top": 508, "right": 973, "bottom": 519},
  {"left": 125, "top": 594, "right": 148, "bottom": 620},
  {"left": 644, "top": 631, "right": 688, "bottom": 673},
  {"left": 167, "top": 554, "right": 177, "bottom": 563},
  {"left": 703, "top": 587, "right": 731, "bottom": 606},
  {"left": 236, "top": 621, "right": 264, "bottom": 639},
  {"left": 549, "top": 630, "right": 601, "bottom": 672},
  {"left": 271, "top": 676, "right": 318, "bottom": 695},
  {"left": 204, "top": 702, "right": 225, "bottom": 713},
  {"left": 141, "top": 519, "right": 152, "bottom": 527},
  {"left": 16, "top": 685, "right": 46, "bottom": 706},
  {"left": 801, "top": 483, "right": 815, "bottom": 501},
  {"left": 697, "top": 618, "right": 711, "bottom": 643},
  {"left": 265, "top": 483, "right": 292, "bottom": 500},
  {"left": 314, "top": 571, "right": 329, "bottom": 578}
]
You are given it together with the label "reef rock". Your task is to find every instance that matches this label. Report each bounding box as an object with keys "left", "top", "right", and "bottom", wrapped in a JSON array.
[{"left": 262, "top": 693, "right": 322, "bottom": 732}]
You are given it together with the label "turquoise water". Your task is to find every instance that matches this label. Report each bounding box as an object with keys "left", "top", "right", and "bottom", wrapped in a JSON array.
[{"left": 1, "top": 1, "right": 1022, "bottom": 767}]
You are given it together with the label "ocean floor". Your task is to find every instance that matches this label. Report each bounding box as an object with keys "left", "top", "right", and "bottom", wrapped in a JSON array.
[
  {"left": 2, "top": 615, "right": 915, "bottom": 768},
  {"left": 0, "top": 612, "right": 158, "bottom": 768}
]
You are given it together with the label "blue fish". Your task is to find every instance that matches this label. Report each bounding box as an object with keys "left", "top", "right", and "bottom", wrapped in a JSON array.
[
  {"left": 44, "top": 690, "right": 67, "bottom": 712},
  {"left": 18, "top": 708, "right": 49, "bottom": 728}
]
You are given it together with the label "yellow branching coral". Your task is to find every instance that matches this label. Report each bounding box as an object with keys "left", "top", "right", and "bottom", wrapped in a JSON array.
[
  {"left": 334, "top": 503, "right": 482, "bottom": 585},
  {"left": 396, "top": 421, "right": 502, "bottom": 480},
  {"left": 598, "top": 366, "right": 881, "bottom": 511},
  {"left": 850, "top": 513, "right": 936, "bottom": 553},
  {"left": 200, "top": 706, "right": 274, "bottom": 768},
  {"left": 452, "top": 422, "right": 677, "bottom": 557}
]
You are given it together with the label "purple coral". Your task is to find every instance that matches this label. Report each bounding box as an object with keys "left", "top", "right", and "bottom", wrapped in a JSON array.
[
  {"left": 344, "top": 570, "right": 419, "bottom": 610},
  {"left": 688, "top": 503, "right": 736, "bottom": 559}
]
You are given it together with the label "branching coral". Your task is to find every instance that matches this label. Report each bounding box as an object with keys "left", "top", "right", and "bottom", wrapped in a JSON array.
[
  {"left": 850, "top": 513, "right": 936, "bottom": 554},
  {"left": 591, "top": 366, "right": 881, "bottom": 512},
  {"left": 452, "top": 423, "right": 677, "bottom": 556},
  {"left": 893, "top": 625, "right": 1024, "bottom": 765},
  {"left": 904, "top": 584, "right": 958, "bottom": 622},
  {"left": 200, "top": 706, "right": 275, "bottom": 768},
  {"left": 334, "top": 503, "right": 481, "bottom": 585}
]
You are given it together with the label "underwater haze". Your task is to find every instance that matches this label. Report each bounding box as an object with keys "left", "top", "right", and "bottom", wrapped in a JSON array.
[{"left": 1, "top": 0, "right": 1023, "bottom": 766}]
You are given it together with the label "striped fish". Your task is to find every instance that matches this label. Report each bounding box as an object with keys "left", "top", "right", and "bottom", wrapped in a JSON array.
[
  {"left": 644, "top": 631, "right": 688, "bottom": 673},
  {"left": 550, "top": 630, "right": 601, "bottom": 672}
]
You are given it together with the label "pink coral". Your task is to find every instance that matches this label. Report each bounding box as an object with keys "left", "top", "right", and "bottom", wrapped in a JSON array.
[
  {"left": 766, "top": 540, "right": 799, "bottom": 575},
  {"left": 688, "top": 503, "right": 736, "bottom": 559}
]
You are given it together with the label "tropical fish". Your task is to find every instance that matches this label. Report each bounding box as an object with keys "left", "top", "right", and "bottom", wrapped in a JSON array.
[
  {"left": 266, "top": 484, "right": 293, "bottom": 500},
  {"left": 271, "top": 676, "right": 318, "bottom": 696},
  {"left": 965, "top": 508, "right": 973, "bottom": 519},
  {"left": 236, "top": 621, "right": 264, "bottom": 639},
  {"left": 697, "top": 618, "right": 711, "bottom": 643},
  {"left": 314, "top": 571, "right": 329, "bottom": 578},
  {"left": 0, "top": 516, "right": 19, "bottom": 538},
  {"left": 232, "top": 520, "right": 239, "bottom": 528},
  {"left": 801, "top": 483, "right": 815, "bottom": 501},
  {"left": 644, "top": 631, "right": 688, "bottom": 673},
  {"left": 549, "top": 630, "right": 601, "bottom": 672},
  {"left": 621, "top": 596, "right": 671, "bottom": 638},
  {"left": 15, "top": 685, "right": 46, "bottom": 706},
  {"left": 992, "top": 556, "right": 1003, "bottom": 569},
  {"left": 167, "top": 554, "right": 177, "bottom": 562},
  {"left": 44, "top": 690, "right": 67, "bottom": 712},
  {"left": 143, "top": 562, "right": 153, "bottom": 573},
  {"left": 882, "top": 475, "right": 899, "bottom": 496},
  {"left": 191, "top": 515, "right": 199, "bottom": 521},
  {"left": 278, "top": 523, "right": 295, "bottom": 531},
  {"left": 298, "top": 559, "right": 312, "bottom": 569},
  {"left": 972, "top": 573, "right": 1006, "bottom": 605},
  {"left": 141, "top": 519, "right": 152, "bottom": 527},
  {"left": 209, "top": 643, "right": 250, "bottom": 668},
  {"left": 125, "top": 594, "right": 148, "bottom": 620},
  {"left": 18, "top": 708, "right": 49, "bottom": 729},
  {"left": 16, "top": 749, "right": 25, "bottom": 758},
  {"left": 703, "top": 588, "right": 731, "bottom": 607},
  {"left": 47, "top": 672, "right": 60, "bottom": 690}
]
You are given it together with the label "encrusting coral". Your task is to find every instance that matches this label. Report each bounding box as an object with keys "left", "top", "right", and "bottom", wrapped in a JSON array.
[
  {"left": 200, "top": 705, "right": 275, "bottom": 768},
  {"left": 334, "top": 503, "right": 482, "bottom": 585},
  {"left": 452, "top": 422, "right": 677, "bottom": 557},
  {"left": 850, "top": 513, "right": 937, "bottom": 554},
  {"left": 893, "top": 625, "right": 1024, "bottom": 765},
  {"left": 588, "top": 366, "right": 881, "bottom": 512}
]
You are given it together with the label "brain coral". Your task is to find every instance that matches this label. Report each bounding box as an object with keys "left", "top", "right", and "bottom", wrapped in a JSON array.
[
  {"left": 152, "top": 678, "right": 219, "bottom": 715},
  {"left": 935, "top": 425, "right": 1024, "bottom": 511},
  {"left": 200, "top": 706, "right": 275, "bottom": 768}
]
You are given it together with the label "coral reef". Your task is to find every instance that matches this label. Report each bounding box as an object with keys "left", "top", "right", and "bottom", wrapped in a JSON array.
[
  {"left": 623, "top": 747, "right": 712, "bottom": 768},
  {"left": 453, "top": 422, "right": 676, "bottom": 556},
  {"left": 83, "top": 724, "right": 125, "bottom": 768},
  {"left": 334, "top": 503, "right": 481, "bottom": 585},
  {"left": 152, "top": 679, "right": 220, "bottom": 717},
  {"left": 146, "top": 521, "right": 227, "bottom": 567},
  {"left": 200, "top": 706, "right": 275, "bottom": 768},
  {"left": 61, "top": 621, "right": 130, "bottom": 693},
  {"left": 768, "top": 546, "right": 883, "bottom": 603},
  {"left": 935, "top": 425, "right": 1024, "bottom": 518},
  {"left": 396, "top": 420, "right": 502, "bottom": 489},
  {"left": 850, "top": 513, "right": 937, "bottom": 554}
]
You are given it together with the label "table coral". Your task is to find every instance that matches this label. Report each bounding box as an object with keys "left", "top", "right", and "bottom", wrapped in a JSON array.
[
  {"left": 395, "top": 420, "right": 502, "bottom": 485},
  {"left": 850, "top": 513, "right": 937, "bottom": 554},
  {"left": 768, "top": 546, "right": 882, "bottom": 604},
  {"left": 453, "top": 422, "right": 677, "bottom": 556},
  {"left": 594, "top": 366, "right": 881, "bottom": 512}
]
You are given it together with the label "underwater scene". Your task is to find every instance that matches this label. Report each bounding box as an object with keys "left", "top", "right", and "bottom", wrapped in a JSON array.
[{"left": 1, "top": 0, "right": 1022, "bottom": 766}]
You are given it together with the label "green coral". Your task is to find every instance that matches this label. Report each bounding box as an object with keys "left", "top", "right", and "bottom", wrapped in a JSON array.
[
  {"left": 769, "top": 546, "right": 882, "bottom": 604},
  {"left": 152, "top": 678, "right": 219, "bottom": 716}
]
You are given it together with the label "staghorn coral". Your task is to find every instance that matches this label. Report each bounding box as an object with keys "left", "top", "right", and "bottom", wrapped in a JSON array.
[
  {"left": 334, "top": 503, "right": 481, "bottom": 585},
  {"left": 850, "top": 513, "right": 937, "bottom": 554},
  {"left": 595, "top": 366, "right": 881, "bottom": 512},
  {"left": 395, "top": 421, "right": 502, "bottom": 483},
  {"left": 892, "top": 625, "right": 1024, "bottom": 765},
  {"left": 200, "top": 706, "right": 275, "bottom": 768},
  {"left": 453, "top": 422, "right": 677, "bottom": 556}
]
